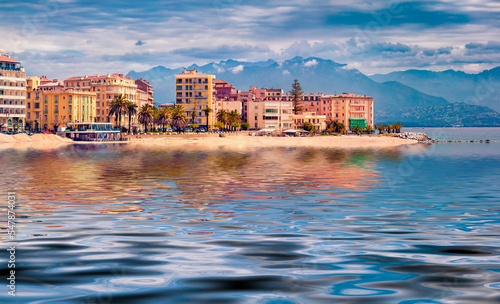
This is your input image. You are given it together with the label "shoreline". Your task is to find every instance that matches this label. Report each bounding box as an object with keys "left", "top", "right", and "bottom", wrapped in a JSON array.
[{"left": 0, "top": 132, "right": 419, "bottom": 150}]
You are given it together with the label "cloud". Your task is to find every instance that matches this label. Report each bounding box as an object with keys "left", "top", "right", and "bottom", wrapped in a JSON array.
[
  {"left": 465, "top": 41, "right": 500, "bottom": 55},
  {"left": 231, "top": 65, "right": 244, "bottom": 74},
  {"left": 135, "top": 40, "right": 146, "bottom": 46},
  {"left": 282, "top": 70, "right": 290, "bottom": 75},
  {"left": 303, "top": 59, "right": 318, "bottom": 67}
]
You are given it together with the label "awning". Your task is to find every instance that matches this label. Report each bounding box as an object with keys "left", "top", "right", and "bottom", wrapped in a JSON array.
[
  {"left": 258, "top": 129, "right": 277, "bottom": 132},
  {"left": 284, "top": 129, "right": 297, "bottom": 133}
]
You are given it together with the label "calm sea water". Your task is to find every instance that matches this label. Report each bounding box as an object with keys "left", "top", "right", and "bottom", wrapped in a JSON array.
[{"left": 1, "top": 128, "right": 500, "bottom": 304}]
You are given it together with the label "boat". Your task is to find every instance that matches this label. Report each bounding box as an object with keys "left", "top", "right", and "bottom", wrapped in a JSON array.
[{"left": 64, "top": 122, "right": 121, "bottom": 142}]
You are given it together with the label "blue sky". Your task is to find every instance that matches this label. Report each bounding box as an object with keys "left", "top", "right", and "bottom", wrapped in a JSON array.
[{"left": 2, "top": 0, "right": 500, "bottom": 78}]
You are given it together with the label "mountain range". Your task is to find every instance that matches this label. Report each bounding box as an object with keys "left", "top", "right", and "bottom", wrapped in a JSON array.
[{"left": 127, "top": 57, "right": 500, "bottom": 127}]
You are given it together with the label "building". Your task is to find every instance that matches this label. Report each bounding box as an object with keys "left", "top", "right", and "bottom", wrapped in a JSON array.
[
  {"left": 26, "top": 76, "right": 97, "bottom": 131},
  {"left": 64, "top": 74, "right": 137, "bottom": 124},
  {"left": 135, "top": 78, "right": 154, "bottom": 107},
  {"left": 284, "top": 92, "right": 374, "bottom": 130},
  {"left": 293, "top": 112, "right": 327, "bottom": 131},
  {"left": 214, "top": 79, "right": 238, "bottom": 101},
  {"left": 0, "top": 51, "right": 26, "bottom": 132},
  {"left": 174, "top": 69, "right": 215, "bottom": 127},
  {"left": 246, "top": 99, "right": 294, "bottom": 130}
]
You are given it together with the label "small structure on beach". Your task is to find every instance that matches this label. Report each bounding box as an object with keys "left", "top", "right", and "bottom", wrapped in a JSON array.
[{"left": 65, "top": 122, "right": 120, "bottom": 141}]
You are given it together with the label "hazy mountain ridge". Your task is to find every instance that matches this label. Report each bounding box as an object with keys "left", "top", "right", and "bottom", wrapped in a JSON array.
[
  {"left": 370, "top": 67, "right": 500, "bottom": 112},
  {"left": 127, "top": 57, "right": 500, "bottom": 127}
]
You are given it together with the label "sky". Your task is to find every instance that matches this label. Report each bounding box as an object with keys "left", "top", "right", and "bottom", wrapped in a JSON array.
[{"left": 2, "top": 0, "right": 500, "bottom": 79}]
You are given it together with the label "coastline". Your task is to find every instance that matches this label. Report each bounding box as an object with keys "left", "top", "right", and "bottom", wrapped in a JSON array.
[
  {"left": 126, "top": 134, "right": 418, "bottom": 150},
  {"left": 0, "top": 132, "right": 418, "bottom": 150}
]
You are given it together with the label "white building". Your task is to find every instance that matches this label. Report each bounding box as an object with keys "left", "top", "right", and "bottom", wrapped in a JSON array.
[{"left": 0, "top": 51, "right": 26, "bottom": 132}]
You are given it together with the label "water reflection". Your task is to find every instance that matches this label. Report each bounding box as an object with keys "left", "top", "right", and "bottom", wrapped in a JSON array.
[{"left": 1, "top": 143, "right": 500, "bottom": 303}]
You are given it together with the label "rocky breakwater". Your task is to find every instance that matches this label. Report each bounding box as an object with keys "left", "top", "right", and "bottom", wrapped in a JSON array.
[{"left": 398, "top": 132, "right": 436, "bottom": 143}]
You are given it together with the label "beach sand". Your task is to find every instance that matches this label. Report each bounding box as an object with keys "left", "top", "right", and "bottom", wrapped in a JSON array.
[
  {"left": 127, "top": 134, "right": 418, "bottom": 151},
  {"left": 0, "top": 133, "right": 418, "bottom": 151}
]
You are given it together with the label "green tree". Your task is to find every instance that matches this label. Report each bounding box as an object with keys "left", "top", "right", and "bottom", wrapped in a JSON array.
[
  {"left": 364, "top": 125, "right": 374, "bottom": 134},
  {"left": 376, "top": 124, "right": 385, "bottom": 134},
  {"left": 156, "top": 106, "right": 172, "bottom": 132},
  {"left": 240, "top": 122, "right": 250, "bottom": 130},
  {"left": 216, "top": 109, "right": 229, "bottom": 131},
  {"left": 289, "top": 79, "right": 304, "bottom": 114},
  {"left": 190, "top": 110, "right": 197, "bottom": 124},
  {"left": 228, "top": 110, "right": 241, "bottom": 131},
  {"left": 302, "top": 121, "right": 314, "bottom": 132},
  {"left": 125, "top": 101, "right": 138, "bottom": 134},
  {"left": 202, "top": 107, "right": 212, "bottom": 130},
  {"left": 138, "top": 104, "right": 154, "bottom": 132},
  {"left": 108, "top": 94, "right": 128, "bottom": 129},
  {"left": 171, "top": 104, "right": 188, "bottom": 133},
  {"left": 352, "top": 125, "right": 362, "bottom": 135},
  {"left": 214, "top": 121, "right": 225, "bottom": 130},
  {"left": 393, "top": 123, "right": 403, "bottom": 133}
]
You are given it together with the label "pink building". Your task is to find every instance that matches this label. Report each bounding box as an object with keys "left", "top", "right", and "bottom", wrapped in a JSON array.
[
  {"left": 214, "top": 79, "right": 238, "bottom": 101},
  {"left": 135, "top": 78, "right": 154, "bottom": 107}
]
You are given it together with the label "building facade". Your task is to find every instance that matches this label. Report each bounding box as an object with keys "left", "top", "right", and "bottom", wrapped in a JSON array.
[
  {"left": 27, "top": 76, "right": 96, "bottom": 130},
  {"left": 135, "top": 78, "right": 154, "bottom": 107},
  {"left": 293, "top": 112, "right": 327, "bottom": 131},
  {"left": 65, "top": 74, "right": 137, "bottom": 124},
  {"left": 0, "top": 51, "right": 26, "bottom": 131},
  {"left": 246, "top": 100, "right": 294, "bottom": 130},
  {"left": 175, "top": 69, "right": 215, "bottom": 127}
]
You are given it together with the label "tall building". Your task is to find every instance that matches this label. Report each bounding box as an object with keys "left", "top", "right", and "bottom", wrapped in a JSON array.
[
  {"left": 64, "top": 74, "right": 137, "bottom": 124},
  {"left": 26, "top": 76, "right": 96, "bottom": 131},
  {"left": 175, "top": 69, "right": 215, "bottom": 127},
  {"left": 0, "top": 51, "right": 26, "bottom": 132},
  {"left": 284, "top": 93, "right": 374, "bottom": 130},
  {"left": 135, "top": 78, "right": 154, "bottom": 107}
]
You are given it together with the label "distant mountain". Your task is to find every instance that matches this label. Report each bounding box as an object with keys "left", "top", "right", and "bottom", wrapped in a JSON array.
[
  {"left": 370, "top": 67, "right": 500, "bottom": 112},
  {"left": 127, "top": 57, "right": 500, "bottom": 127}
]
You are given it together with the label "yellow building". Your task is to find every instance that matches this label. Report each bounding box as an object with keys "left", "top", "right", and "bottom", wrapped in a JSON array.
[
  {"left": 65, "top": 74, "right": 137, "bottom": 124},
  {"left": 26, "top": 77, "right": 96, "bottom": 131},
  {"left": 175, "top": 69, "right": 215, "bottom": 128}
]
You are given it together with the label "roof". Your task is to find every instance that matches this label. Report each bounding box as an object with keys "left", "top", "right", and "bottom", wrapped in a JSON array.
[
  {"left": 0, "top": 55, "right": 19, "bottom": 63},
  {"left": 65, "top": 73, "right": 133, "bottom": 82}
]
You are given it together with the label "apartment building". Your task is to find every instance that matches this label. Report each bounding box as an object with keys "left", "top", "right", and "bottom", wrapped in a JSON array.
[
  {"left": 135, "top": 78, "right": 154, "bottom": 107},
  {"left": 0, "top": 51, "right": 26, "bottom": 132},
  {"left": 65, "top": 74, "right": 137, "bottom": 123},
  {"left": 174, "top": 69, "right": 215, "bottom": 127},
  {"left": 26, "top": 76, "right": 96, "bottom": 130}
]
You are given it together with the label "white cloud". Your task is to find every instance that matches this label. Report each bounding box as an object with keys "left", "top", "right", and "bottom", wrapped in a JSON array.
[
  {"left": 282, "top": 70, "right": 290, "bottom": 75},
  {"left": 231, "top": 65, "right": 244, "bottom": 74},
  {"left": 304, "top": 59, "right": 318, "bottom": 67}
]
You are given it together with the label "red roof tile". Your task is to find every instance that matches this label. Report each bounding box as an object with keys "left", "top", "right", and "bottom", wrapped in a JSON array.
[{"left": 0, "top": 55, "right": 19, "bottom": 63}]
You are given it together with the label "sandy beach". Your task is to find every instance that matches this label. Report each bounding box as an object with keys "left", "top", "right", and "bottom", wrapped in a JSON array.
[
  {"left": 0, "top": 132, "right": 418, "bottom": 150},
  {"left": 126, "top": 133, "right": 418, "bottom": 150}
]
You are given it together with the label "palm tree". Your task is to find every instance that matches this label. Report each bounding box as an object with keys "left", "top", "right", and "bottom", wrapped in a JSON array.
[
  {"left": 171, "top": 104, "right": 188, "bottom": 133},
  {"left": 125, "top": 101, "right": 138, "bottom": 134},
  {"left": 393, "top": 123, "right": 403, "bottom": 133},
  {"left": 336, "top": 122, "right": 346, "bottom": 134},
  {"left": 138, "top": 104, "right": 154, "bottom": 132},
  {"left": 216, "top": 109, "right": 229, "bottom": 131},
  {"left": 190, "top": 110, "right": 197, "bottom": 124},
  {"left": 364, "top": 125, "right": 374, "bottom": 134},
  {"left": 156, "top": 107, "right": 172, "bottom": 132},
  {"left": 228, "top": 110, "right": 241, "bottom": 131},
  {"left": 108, "top": 94, "right": 128, "bottom": 130},
  {"left": 202, "top": 107, "right": 212, "bottom": 130},
  {"left": 352, "top": 125, "right": 362, "bottom": 135},
  {"left": 376, "top": 124, "right": 385, "bottom": 134}
]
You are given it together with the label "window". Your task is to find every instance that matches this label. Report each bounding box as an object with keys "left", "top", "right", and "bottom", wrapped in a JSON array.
[
  {"left": 28, "top": 103, "right": 31, "bottom": 109},
  {"left": 44, "top": 105, "right": 47, "bottom": 113},
  {"left": 27, "top": 112, "right": 31, "bottom": 119},
  {"left": 55, "top": 105, "right": 58, "bottom": 114},
  {"left": 69, "top": 105, "right": 72, "bottom": 113},
  {"left": 55, "top": 95, "right": 58, "bottom": 103},
  {"left": 35, "top": 102, "right": 40, "bottom": 109},
  {"left": 28, "top": 93, "right": 31, "bottom": 99},
  {"left": 44, "top": 95, "right": 48, "bottom": 103}
]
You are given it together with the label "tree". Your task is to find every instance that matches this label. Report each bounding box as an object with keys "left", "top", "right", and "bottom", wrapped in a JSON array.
[
  {"left": 228, "top": 110, "right": 241, "bottom": 131},
  {"left": 216, "top": 109, "right": 229, "bottom": 131},
  {"left": 214, "top": 121, "right": 225, "bottom": 130},
  {"left": 156, "top": 106, "right": 172, "bottom": 132},
  {"left": 108, "top": 94, "right": 128, "bottom": 129},
  {"left": 125, "top": 101, "right": 138, "bottom": 134},
  {"left": 393, "top": 123, "right": 403, "bottom": 133},
  {"left": 171, "top": 104, "right": 188, "bottom": 133},
  {"left": 364, "top": 125, "right": 374, "bottom": 134},
  {"left": 302, "top": 121, "right": 314, "bottom": 132},
  {"left": 202, "top": 107, "right": 212, "bottom": 130},
  {"left": 352, "top": 126, "right": 362, "bottom": 135},
  {"left": 190, "top": 110, "right": 197, "bottom": 124},
  {"left": 138, "top": 104, "right": 154, "bottom": 132},
  {"left": 376, "top": 124, "right": 385, "bottom": 134},
  {"left": 240, "top": 122, "right": 250, "bottom": 130},
  {"left": 289, "top": 79, "right": 304, "bottom": 114}
]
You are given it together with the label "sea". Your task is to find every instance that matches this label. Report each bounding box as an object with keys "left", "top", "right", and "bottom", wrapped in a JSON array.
[{"left": 1, "top": 127, "right": 500, "bottom": 304}]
